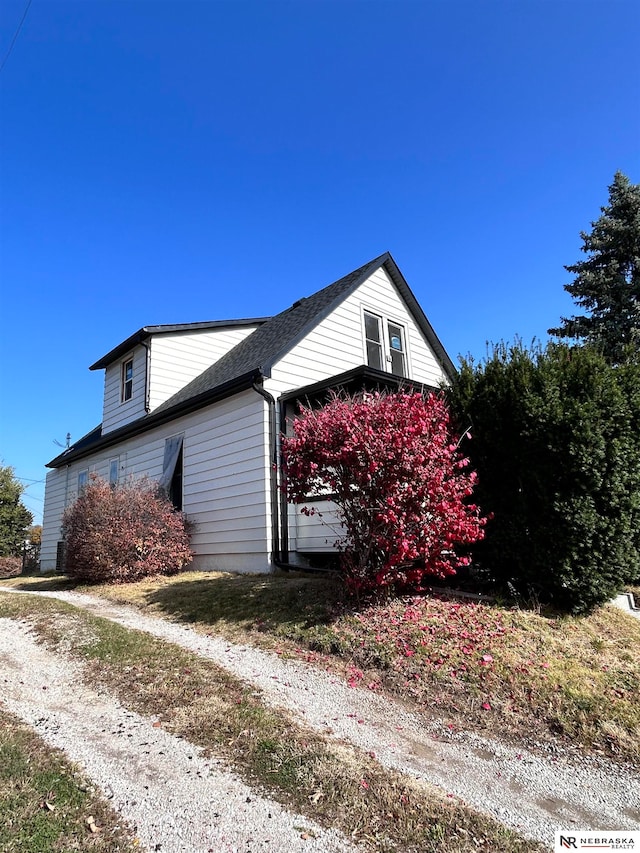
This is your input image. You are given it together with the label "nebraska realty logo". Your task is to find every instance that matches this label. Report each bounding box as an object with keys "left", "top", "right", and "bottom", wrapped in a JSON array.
[{"left": 554, "top": 831, "right": 639, "bottom": 851}]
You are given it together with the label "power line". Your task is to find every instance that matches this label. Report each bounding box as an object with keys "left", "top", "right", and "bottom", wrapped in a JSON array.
[{"left": 0, "top": 0, "right": 33, "bottom": 75}]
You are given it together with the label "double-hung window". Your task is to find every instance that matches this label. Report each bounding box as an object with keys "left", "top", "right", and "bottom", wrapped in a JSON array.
[
  {"left": 363, "top": 311, "right": 407, "bottom": 377},
  {"left": 387, "top": 322, "right": 406, "bottom": 377},
  {"left": 77, "top": 469, "right": 88, "bottom": 495},
  {"left": 364, "top": 312, "right": 384, "bottom": 371},
  {"left": 121, "top": 358, "right": 133, "bottom": 402}
]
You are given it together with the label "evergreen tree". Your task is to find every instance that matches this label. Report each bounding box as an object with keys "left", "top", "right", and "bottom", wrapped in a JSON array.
[
  {"left": 0, "top": 465, "right": 33, "bottom": 557},
  {"left": 447, "top": 343, "right": 640, "bottom": 614},
  {"left": 549, "top": 172, "right": 640, "bottom": 364}
]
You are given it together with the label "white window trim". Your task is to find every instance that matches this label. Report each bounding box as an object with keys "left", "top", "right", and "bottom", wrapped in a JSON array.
[
  {"left": 361, "top": 307, "right": 411, "bottom": 378},
  {"left": 109, "top": 458, "right": 119, "bottom": 486},
  {"left": 159, "top": 433, "right": 184, "bottom": 510},
  {"left": 77, "top": 469, "right": 89, "bottom": 495},
  {"left": 121, "top": 356, "right": 134, "bottom": 403},
  {"left": 363, "top": 310, "right": 384, "bottom": 372}
]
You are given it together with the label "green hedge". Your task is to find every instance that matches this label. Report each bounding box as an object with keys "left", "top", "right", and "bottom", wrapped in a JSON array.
[{"left": 447, "top": 343, "right": 640, "bottom": 614}]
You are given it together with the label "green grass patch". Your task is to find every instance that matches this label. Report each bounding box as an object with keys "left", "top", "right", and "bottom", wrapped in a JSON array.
[
  {"left": 0, "top": 591, "right": 542, "bottom": 853},
  {"left": 0, "top": 709, "right": 137, "bottom": 853}
]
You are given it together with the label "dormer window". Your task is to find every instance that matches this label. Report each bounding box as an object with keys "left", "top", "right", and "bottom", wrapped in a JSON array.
[{"left": 121, "top": 358, "right": 133, "bottom": 402}]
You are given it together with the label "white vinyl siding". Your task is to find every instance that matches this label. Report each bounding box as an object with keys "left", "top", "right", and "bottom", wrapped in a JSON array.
[
  {"left": 100, "top": 326, "right": 260, "bottom": 436},
  {"left": 40, "top": 390, "right": 272, "bottom": 573},
  {"left": 293, "top": 501, "right": 342, "bottom": 552},
  {"left": 148, "top": 326, "right": 260, "bottom": 411},
  {"left": 101, "top": 347, "right": 147, "bottom": 435},
  {"left": 266, "top": 266, "right": 448, "bottom": 399},
  {"left": 41, "top": 456, "right": 112, "bottom": 568},
  {"left": 267, "top": 264, "right": 450, "bottom": 555},
  {"left": 41, "top": 469, "right": 70, "bottom": 570}
]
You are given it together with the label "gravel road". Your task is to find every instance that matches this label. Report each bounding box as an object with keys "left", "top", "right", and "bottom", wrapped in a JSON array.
[{"left": 1, "top": 587, "right": 639, "bottom": 850}]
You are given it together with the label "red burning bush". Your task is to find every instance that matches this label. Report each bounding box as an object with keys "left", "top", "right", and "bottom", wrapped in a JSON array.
[
  {"left": 62, "top": 475, "right": 192, "bottom": 583},
  {"left": 282, "top": 390, "right": 486, "bottom": 593}
]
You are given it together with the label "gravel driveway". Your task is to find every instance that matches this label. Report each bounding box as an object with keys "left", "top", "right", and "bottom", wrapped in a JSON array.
[
  {"left": 1, "top": 618, "right": 356, "bottom": 853},
  {"left": 1, "top": 587, "right": 639, "bottom": 851}
]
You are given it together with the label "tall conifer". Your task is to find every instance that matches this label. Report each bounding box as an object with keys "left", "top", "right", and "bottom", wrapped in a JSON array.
[{"left": 549, "top": 172, "right": 640, "bottom": 364}]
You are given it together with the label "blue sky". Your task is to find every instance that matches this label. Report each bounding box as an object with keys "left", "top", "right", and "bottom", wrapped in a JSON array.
[{"left": 1, "top": 0, "right": 638, "bottom": 525}]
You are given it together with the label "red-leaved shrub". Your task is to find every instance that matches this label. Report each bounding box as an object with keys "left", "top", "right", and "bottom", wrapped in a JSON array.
[
  {"left": 0, "top": 555, "right": 22, "bottom": 579},
  {"left": 282, "top": 391, "right": 486, "bottom": 594},
  {"left": 61, "top": 475, "right": 193, "bottom": 583}
]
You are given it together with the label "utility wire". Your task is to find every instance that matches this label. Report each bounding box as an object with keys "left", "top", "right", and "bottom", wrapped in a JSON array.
[{"left": 0, "top": 0, "right": 33, "bottom": 75}]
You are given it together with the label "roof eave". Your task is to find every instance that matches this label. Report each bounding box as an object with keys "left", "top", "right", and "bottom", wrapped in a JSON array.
[
  {"left": 261, "top": 251, "right": 457, "bottom": 381},
  {"left": 89, "top": 328, "right": 153, "bottom": 370},
  {"left": 89, "top": 318, "right": 271, "bottom": 371},
  {"left": 380, "top": 254, "right": 457, "bottom": 381},
  {"left": 47, "top": 368, "right": 264, "bottom": 468},
  {"left": 279, "top": 364, "right": 440, "bottom": 405},
  {"left": 260, "top": 252, "right": 393, "bottom": 375}
]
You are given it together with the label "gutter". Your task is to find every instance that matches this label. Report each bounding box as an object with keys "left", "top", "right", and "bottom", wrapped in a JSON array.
[
  {"left": 47, "top": 369, "right": 263, "bottom": 468},
  {"left": 252, "top": 380, "right": 334, "bottom": 575},
  {"left": 141, "top": 340, "right": 151, "bottom": 413},
  {"left": 251, "top": 381, "right": 280, "bottom": 565}
]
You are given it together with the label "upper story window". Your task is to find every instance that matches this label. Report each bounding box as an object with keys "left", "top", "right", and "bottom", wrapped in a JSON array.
[
  {"left": 387, "top": 322, "right": 406, "bottom": 377},
  {"left": 121, "top": 358, "right": 133, "bottom": 402},
  {"left": 364, "top": 312, "right": 384, "bottom": 371},
  {"left": 363, "top": 311, "right": 407, "bottom": 378}
]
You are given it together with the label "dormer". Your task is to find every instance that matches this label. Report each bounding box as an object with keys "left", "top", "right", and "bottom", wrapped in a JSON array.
[{"left": 90, "top": 319, "right": 268, "bottom": 436}]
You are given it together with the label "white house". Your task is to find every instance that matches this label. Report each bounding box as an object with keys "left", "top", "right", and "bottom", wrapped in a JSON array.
[{"left": 41, "top": 253, "right": 455, "bottom": 573}]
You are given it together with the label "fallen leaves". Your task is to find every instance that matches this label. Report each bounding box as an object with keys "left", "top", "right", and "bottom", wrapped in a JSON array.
[
  {"left": 86, "top": 815, "right": 101, "bottom": 833},
  {"left": 337, "top": 594, "right": 513, "bottom": 713}
]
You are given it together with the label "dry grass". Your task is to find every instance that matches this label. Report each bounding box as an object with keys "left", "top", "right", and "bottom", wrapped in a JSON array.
[
  {"left": 0, "top": 708, "right": 137, "bottom": 853},
  {"left": 0, "top": 591, "right": 542, "bottom": 853},
  {"left": 4, "top": 569, "right": 640, "bottom": 765}
]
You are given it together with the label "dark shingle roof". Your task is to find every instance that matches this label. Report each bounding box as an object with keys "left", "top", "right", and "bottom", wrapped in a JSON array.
[
  {"left": 152, "top": 254, "right": 390, "bottom": 414},
  {"left": 48, "top": 253, "right": 455, "bottom": 468}
]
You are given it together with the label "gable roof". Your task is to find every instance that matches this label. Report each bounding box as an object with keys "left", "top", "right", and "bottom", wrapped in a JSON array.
[
  {"left": 152, "top": 252, "right": 455, "bottom": 414},
  {"left": 47, "top": 253, "right": 455, "bottom": 468}
]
